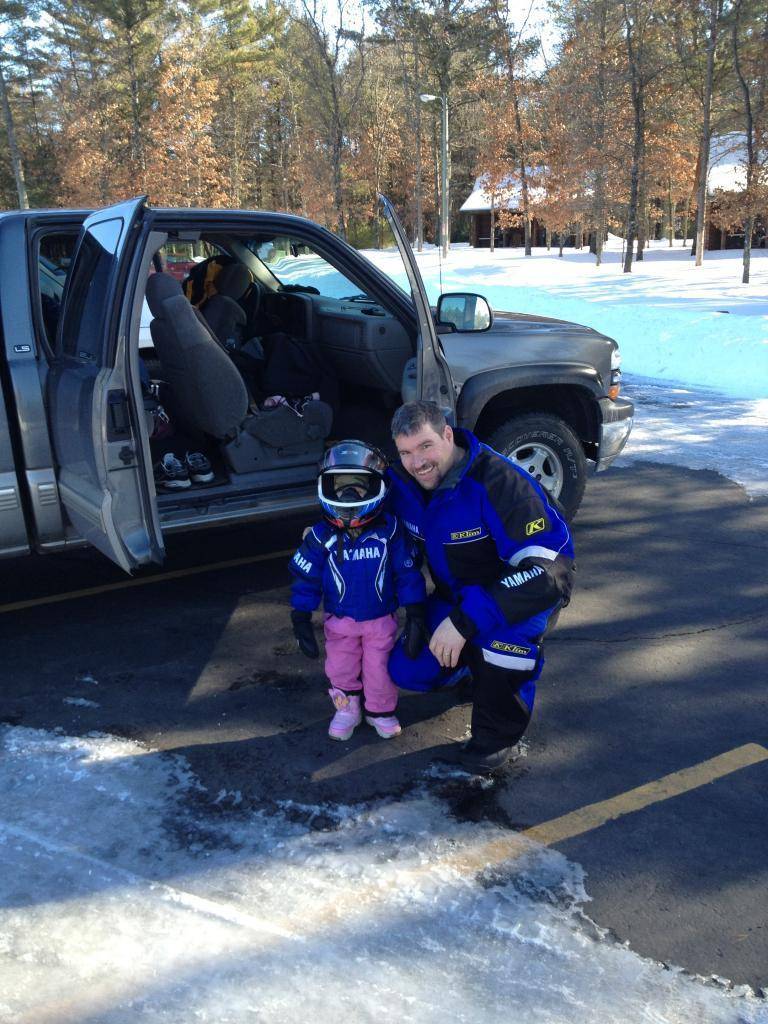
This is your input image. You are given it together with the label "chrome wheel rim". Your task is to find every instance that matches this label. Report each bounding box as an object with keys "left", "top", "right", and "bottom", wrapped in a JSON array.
[{"left": 507, "top": 441, "right": 564, "bottom": 497}]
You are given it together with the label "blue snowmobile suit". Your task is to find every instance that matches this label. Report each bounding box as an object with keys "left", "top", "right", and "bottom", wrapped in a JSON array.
[
  {"left": 386, "top": 429, "right": 575, "bottom": 748},
  {"left": 289, "top": 512, "right": 426, "bottom": 620}
]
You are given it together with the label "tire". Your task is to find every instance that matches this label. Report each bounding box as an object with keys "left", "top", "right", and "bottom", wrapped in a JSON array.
[{"left": 485, "top": 413, "right": 587, "bottom": 519}]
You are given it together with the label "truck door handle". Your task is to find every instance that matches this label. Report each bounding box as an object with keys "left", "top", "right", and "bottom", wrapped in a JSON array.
[{"left": 107, "top": 390, "right": 132, "bottom": 441}]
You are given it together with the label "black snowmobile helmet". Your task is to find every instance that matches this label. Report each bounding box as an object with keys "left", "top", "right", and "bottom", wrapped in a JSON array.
[{"left": 318, "top": 440, "right": 389, "bottom": 528}]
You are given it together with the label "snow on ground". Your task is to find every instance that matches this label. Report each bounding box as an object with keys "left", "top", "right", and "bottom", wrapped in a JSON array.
[
  {"left": 368, "top": 238, "right": 768, "bottom": 401},
  {"left": 617, "top": 376, "right": 768, "bottom": 499},
  {"left": 1, "top": 725, "right": 766, "bottom": 1024}
]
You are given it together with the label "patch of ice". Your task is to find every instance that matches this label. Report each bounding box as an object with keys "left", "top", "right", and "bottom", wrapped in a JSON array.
[
  {"left": 616, "top": 376, "right": 768, "bottom": 498},
  {"left": 0, "top": 725, "right": 766, "bottom": 1024}
]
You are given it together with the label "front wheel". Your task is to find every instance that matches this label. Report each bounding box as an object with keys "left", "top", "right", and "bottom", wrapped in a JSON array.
[{"left": 486, "top": 413, "right": 587, "bottom": 519}]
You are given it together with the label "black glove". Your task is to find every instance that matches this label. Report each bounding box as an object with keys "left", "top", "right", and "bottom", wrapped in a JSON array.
[
  {"left": 403, "top": 603, "right": 429, "bottom": 659},
  {"left": 291, "top": 609, "right": 319, "bottom": 659}
]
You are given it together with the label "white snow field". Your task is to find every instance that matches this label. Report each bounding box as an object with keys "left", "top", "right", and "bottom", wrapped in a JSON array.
[
  {"left": 2, "top": 725, "right": 767, "bottom": 1024},
  {"left": 371, "top": 237, "right": 768, "bottom": 401}
]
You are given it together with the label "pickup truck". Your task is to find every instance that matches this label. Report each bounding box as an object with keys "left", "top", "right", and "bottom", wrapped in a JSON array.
[{"left": 0, "top": 195, "right": 633, "bottom": 572}]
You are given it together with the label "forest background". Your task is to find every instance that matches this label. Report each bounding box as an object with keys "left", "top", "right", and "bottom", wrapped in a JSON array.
[{"left": 0, "top": 0, "right": 766, "bottom": 277}]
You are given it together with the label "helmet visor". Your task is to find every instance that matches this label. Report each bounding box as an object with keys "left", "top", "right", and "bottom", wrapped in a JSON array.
[
  {"left": 320, "top": 440, "right": 388, "bottom": 476},
  {"left": 320, "top": 471, "right": 385, "bottom": 506}
]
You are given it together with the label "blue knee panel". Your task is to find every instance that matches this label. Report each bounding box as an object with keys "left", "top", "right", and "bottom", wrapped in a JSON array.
[
  {"left": 389, "top": 596, "right": 459, "bottom": 692},
  {"left": 388, "top": 596, "right": 557, "bottom": 695}
]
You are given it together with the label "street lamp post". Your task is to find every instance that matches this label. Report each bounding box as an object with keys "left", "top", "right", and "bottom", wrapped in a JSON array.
[{"left": 420, "top": 92, "right": 449, "bottom": 258}]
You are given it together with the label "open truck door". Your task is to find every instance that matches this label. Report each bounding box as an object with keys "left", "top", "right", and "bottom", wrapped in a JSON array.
[
  {"left": 0, "top": 388, "right": 29, "bottom": 557},
  {"left": 378, "top": 195, "right": 456, "bottom": 423},
  {"left": 48, "top": 197, "right": 164, "bottom": 572}
]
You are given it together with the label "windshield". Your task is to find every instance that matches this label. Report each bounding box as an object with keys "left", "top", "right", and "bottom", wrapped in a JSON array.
[
  {"left": 246, "top": 237, "right": 361, "bottom": 299},
  {"left": 245, "top": 220, "right": 413, "bottom": 305}
]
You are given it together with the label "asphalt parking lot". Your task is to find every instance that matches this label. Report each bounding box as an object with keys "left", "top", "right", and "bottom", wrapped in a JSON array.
[{"left": 1, "top": 461, "right": 767, "bottom": 991}]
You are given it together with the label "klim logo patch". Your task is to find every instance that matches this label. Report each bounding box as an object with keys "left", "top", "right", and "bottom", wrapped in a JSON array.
[
  {"left": 490, "top": 640, "right": 531, "bottom": 655},
  {"left": 525, "top": 518, "right": 546, "bottom": 536},
  {"left": 450, "top": 527, "right": 483, "bottom": 541}
]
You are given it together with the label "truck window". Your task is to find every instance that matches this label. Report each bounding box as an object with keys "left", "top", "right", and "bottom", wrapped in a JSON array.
[
  {"left": 60, "top": 218, "right": 123, "bottom": 362},
  {"left": 246, "top": 236, "right": 360, "bottom": 300},
  {"left": 36, "top": 232, "right": 78, "bottom": 348}
]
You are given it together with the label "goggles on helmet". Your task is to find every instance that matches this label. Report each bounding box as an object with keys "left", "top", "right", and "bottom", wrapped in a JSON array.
[{"left": 318, "top": 440, "right": 389, "bottom": 528}]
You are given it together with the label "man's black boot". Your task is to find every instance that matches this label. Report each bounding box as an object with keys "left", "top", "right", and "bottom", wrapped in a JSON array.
[{"left": 455, "top": 739, "right": 521, "bottom": 773}]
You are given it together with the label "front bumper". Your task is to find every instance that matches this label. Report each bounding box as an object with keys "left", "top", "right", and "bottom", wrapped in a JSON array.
[{"left": 595, "top": 397, "right": 634, "bottom": 471}]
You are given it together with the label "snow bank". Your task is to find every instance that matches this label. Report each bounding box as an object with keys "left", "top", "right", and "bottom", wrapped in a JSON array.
[
  {"left": 1, "top": 725, "right": 766, "bottom": 1023},
  {"left": 617, "top": 377, "right": 768, "bottom": 497}
]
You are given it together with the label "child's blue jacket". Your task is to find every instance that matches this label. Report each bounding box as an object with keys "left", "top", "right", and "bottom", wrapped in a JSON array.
[{"left": 289, "top": 513, "right": 426, "bottom": 620}]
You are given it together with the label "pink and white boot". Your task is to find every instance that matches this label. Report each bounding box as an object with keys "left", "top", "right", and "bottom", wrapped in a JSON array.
[
  {"left": 328, "top": 688, "right": 362, "bottom": 741},
  {"left": 365, "top": 714, "right": 402, "bottom": 739}
]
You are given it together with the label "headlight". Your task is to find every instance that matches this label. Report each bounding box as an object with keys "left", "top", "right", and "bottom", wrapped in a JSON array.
[{"left": 608, "top": 347, "right": 622, "bottom": 400}]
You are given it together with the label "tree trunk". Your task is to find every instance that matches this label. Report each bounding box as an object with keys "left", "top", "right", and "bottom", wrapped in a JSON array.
[
  {"left": 489, "top": 193, "right": 495, "bottom": 253},
  {"left": 546, "top": 226, "right": 551, "bottom": 251},
  {"left": 636, "top": 192, "right": 646, "bottom": 261},
  {"left": 125, "top": 28, "right": 147, "bottom": 188},
  {"left": 332, "top": 129, "right": 346, "bottom": 240},
  {"left": 595, "top": 212, "right": 605, "bottom": 266},
  {"left": 742, "top": 215, "right": 752, "bottom": 283},
  {"left": 415, "top": 45, "right": 428, "bottom": 253},
  {"left": 623, "top": 98, "right": 643, "bottom": 274},
  {"left": 415, "top": 91, "right": 424, "bottom": 251},
  {"left": 433, "top": 120, "right": 440, "bottom": 246},
  {"left": 592, "top": 0, "right": 608, "bottom": 268},
  {"left": 0, "top": 62, "right": 28, "bottom": 209},
  {"left": 732, "top": 0, "right": 756, "bottom": 284},
  {"left": 622, "top": 0, "right": 646, "bottom": 273},
  {"left": 328, "top": 65, "right": 346, "bottom": 238},
  {"left": 511, "top": 90, "right": 531, "bottom": 256},
  {"left": 694, "top": 0, "right": 720, "bottom": 267}
]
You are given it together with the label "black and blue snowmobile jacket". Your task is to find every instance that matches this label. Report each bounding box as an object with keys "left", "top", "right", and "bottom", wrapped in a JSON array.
[
  {"left": 289, "top": 513, "right": 426, "bottom": 621},
  {"left": 386, "top": 429, "right": 575, "bottom": 639}
]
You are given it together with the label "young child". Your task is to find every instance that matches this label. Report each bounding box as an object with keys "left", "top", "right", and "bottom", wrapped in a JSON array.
[{"left": 289, "top": 440, "right": 427, "bottom": 740}]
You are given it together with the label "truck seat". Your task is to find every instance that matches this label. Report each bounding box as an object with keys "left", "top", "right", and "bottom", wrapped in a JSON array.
[
  {"left": 144, "top": 273, "right": 332, "bottom": 472},
  {"left": 199, "top": 263, "right": 252, "bottom": 349}
]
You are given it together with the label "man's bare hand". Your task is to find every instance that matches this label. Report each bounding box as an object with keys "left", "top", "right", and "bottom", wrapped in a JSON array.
[{"left": 429, "top": 616, "right": 466, "bottom": 669}]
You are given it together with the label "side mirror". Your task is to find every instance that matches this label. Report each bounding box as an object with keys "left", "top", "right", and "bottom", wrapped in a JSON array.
[{"left": 436, "top": 292, "right": 492, "bottom": 332}]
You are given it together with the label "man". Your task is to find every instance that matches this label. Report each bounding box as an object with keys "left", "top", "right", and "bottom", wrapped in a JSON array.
[{"left": 387, "top": 400, "right": 575, "bottom": 772}]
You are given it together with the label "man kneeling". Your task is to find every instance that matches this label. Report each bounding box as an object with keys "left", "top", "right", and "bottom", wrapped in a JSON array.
[{"left": 387, "top": 401, "right": 575, "bottom": 772}]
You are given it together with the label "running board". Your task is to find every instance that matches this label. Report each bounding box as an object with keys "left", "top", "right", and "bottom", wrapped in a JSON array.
[{"left": 157, "top": 485, "right": 316, "bottom": 534}]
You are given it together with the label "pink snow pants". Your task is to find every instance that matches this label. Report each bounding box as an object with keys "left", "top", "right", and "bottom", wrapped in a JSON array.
[{"left": 323, "top": 613, "right": 400, "bottom": 714}]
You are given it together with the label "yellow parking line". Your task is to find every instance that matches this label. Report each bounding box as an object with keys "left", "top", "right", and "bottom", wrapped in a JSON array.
[
  {"left": 0, "top": 548, "right": 295, "bottom": 615},
  {"left": 523, "top": 742, "right": 768, "bottom": 847},
  {"left": 426, "top": 744, "right": 768, "bottom": 877}
]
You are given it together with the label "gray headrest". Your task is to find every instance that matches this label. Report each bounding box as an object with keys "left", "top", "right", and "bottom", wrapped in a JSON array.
[
  {"left": 215, "top": 263, "right": 252, "bottom": 300},
  {"left": 145, "top": 272, "right": 183, "bottom": 317}
]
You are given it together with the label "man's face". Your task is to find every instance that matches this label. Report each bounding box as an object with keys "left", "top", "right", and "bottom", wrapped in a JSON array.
[{"left": 395, "top": 423, "right": 458, "bottom": 490}]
